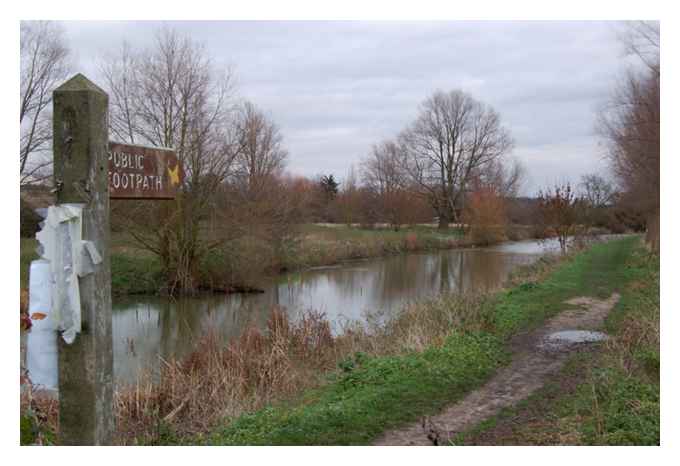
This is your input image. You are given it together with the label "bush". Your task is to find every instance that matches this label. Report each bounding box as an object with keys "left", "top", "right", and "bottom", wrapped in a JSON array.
[{"left": 463, "top": 187, "right": 507, "bottom": 246}]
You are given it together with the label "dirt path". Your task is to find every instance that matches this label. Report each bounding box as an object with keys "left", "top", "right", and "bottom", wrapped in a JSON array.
[{"left": 373, "top": 293, "right": 620, "bottom": 446}]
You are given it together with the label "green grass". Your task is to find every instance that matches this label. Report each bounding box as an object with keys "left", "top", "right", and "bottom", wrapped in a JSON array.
[
  {"left": 20, "top": 236, "right": 162, "bottom": 296},
  {"left": 490, "top": 236, "right": 638, "bottom": 338},
  {"left": 20, "top": 238, "right": 39, "bottom": 289},
  {"left": 450, "top": 238, "right": 659, "bottom": 446},
  {"left": 206, "top": 332, "right": 506, "bottom": 445},
  {"left": 575, "top": 245, "right": 659, "bottom": 445},
  {"left": 193, "top": 237, "right": 639, "bottom": 446},
  {"left": 110, "top": 253, "right": 163, "bottom": 295}
]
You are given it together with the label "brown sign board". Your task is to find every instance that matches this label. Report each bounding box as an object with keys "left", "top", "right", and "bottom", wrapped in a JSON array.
[{"left": 108, "top": 142, "right": 182, "bottom": 199}]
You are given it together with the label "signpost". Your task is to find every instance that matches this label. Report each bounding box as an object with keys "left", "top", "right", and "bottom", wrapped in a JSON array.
[
  {"left": 50, "top": 73, "right": 182, "bottom": 445},
  {"left": 53, "top": 74, "right": 113, "bottom": 446},
  {"left": 108, "top": 142, "right": 182, "bottom": 200}
]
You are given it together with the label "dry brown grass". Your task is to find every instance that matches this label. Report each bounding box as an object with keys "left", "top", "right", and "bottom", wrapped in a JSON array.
[
  {"left": 378, "top": 294, "right": 494, "bottom": 353},
  {"left": 605, "top": 297, "right": 659, "bottom": 378},
  {"left": 113, "top": 308, "right": 342, "bottom": 443},
  {"left": 20, "top": 382, "right": 59, "bottom": 445},
  {"left": 112, "top": 290, "right": 495, "bottom": 444}
]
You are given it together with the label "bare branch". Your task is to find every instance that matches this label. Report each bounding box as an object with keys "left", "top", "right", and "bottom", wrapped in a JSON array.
[{"left": 20, "top": 21, "right": 70, "bottom": 184}]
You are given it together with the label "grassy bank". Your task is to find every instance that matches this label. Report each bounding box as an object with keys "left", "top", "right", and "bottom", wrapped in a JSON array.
[
  {"left": 453, "top": 241, "right": 659, "bottom": 445},
  {"left": 19, "top": 224, "right": 465, "bottom": 296},
  {"left": 197, "top": 237, "right": 638, "bottom": 446},
  {"left": 279, "top": 224, "right": 467, "bottom": 270}
]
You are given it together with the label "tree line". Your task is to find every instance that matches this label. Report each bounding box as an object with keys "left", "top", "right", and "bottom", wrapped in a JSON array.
[
  {"left": 598, "top": 21, "right": 660, "bottom": 251},
  {"left": 20, "top": 21, "right": 659, "bottom": 295}
]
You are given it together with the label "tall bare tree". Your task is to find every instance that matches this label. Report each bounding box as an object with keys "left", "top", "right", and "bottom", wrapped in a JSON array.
[
  {"left": 598, "top": 21, "right": 660, "bottom": 250},
  {"left": 231, "top": 101, "right": 288, "bottom": 199},
  {"left": 334, "top": 165, "right": 365, "bottom": 226},
  {"left": 399, "top": 90, "right": 514, "bottom": 228},
  {"left": 470, "top": 158, "right": 524, "bottom": 199},
  {"left": 226, "top": 101, "right": 293, "bottom": 263},
  {"left": 579, "top": 173, "right": 615, "bottom": 209},
  {"left": 362, "top": 140, "right": 407, "bottom": 197},
  {"left": 362, "top": 139, "right": 420, "bottom": 229},
  {"left": 101, "top": 27, "right": 239, "bottom": 293},
  {"left": 620, "top": 21, "right": 660, "bottom": 77},
  {"left": 100, "top": 42, "right": 139, "bottom": 145},
  {"left": 20, "top": 21, "right": 70, "bottom": 185}
]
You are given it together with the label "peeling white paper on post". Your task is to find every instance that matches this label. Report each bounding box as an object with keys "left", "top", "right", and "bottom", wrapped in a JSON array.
[{"left": 36, "top": 204, "right": 103, "bottom": 344}]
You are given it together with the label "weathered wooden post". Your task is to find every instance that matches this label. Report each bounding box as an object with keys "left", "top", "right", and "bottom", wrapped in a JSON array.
[{"left": 52, "top": 74, "right": 113, "bottom": 445}]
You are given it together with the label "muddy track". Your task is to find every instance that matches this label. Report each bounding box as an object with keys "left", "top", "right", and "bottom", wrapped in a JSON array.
[{"left": 373, "top": 293, "right": 620, "bottom": 446}]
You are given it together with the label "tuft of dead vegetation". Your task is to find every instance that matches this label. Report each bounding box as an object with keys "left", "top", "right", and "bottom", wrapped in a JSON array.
[
  {"left": 113, "top": 308, "right": 340, "bottom": 443},
  {"left": 20, "top": 381, "right": 59, "bottom": 445},
  {"left": 110, "top": 293, "right": 493, "bottom": 444}
]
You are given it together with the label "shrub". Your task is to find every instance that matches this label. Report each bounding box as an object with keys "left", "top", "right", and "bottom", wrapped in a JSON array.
[{"left": 463, "top": 187, "right": 507, "bottom": 246}]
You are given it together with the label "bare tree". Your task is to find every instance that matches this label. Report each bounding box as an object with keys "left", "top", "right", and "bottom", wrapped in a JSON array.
[
  {"left": 99, "top": 42, "right": 139, "bottom": 144},
  {"left": 20, "top": 21, "right": 70, "bottom": 185},
  {"left": 224, "top": 101, "right": 293, "bottom": 265},
  {"left": 471, "top": 158, "right": 524, "bottom": 199},
  {"left": 598, "top": 21, "right": 660, "bottom": 250},
  {"left": 620, "top": 21, "right": 660, "bottom": 77},
  {"left": 362, "top": 140, "right": 407, "bottom": 196},
  {"left": 399, "top": 90, "right": 514, "bottom": 228},
  {"left": 231, "top": 101, "right": 288, "bottom": 199},
  {"left": 361, "top": 140, "right": 423, "bottom": 229},
  {"left": 102, "top": 27, "right": 239, "bottom": 293},
  {"left": 334, "top": 165, "right": 365, "bottom": 226},
  {"left": 537, "top": 183, "right": 584, "bottom": 252},
  {"left": 579, "top": 174, "right": 615, "bottom": 209},
  {"left": 578, "top": 173, "right": 616, "bottom": 230}
]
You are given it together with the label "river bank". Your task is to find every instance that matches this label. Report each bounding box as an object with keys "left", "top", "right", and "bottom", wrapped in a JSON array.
[
  {"left": 198, "top": 236, "right": 641, "bottom": 446},
  {"left": 19, "top": 235, "right": 641, "bottom": 445},
  {"left": 21, "top": 224, "right": 539, "bottom": 297}
]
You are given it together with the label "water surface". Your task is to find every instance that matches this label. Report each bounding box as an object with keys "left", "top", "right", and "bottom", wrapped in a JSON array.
[{"left": 113, "top": 238, "right": 562, "bottom": 384}]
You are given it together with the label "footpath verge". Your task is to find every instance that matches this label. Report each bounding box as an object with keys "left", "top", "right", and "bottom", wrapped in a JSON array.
[{"left": 201, "top": 237, "right": 639, "bottom": 446}]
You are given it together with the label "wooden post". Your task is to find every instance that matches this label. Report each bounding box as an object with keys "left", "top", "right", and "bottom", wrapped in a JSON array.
[{"left": 53, "top": 74, "right": 113, "bottom": 445}]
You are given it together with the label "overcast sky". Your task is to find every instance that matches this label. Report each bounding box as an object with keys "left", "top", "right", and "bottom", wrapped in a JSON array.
[{"left": 58, "top": 20, "right": 633, "bottom": 195}]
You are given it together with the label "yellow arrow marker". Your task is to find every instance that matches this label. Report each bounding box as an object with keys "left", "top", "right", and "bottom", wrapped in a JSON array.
[{"left": 167, "top": 164, "right": 180, "bottom": 186}]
